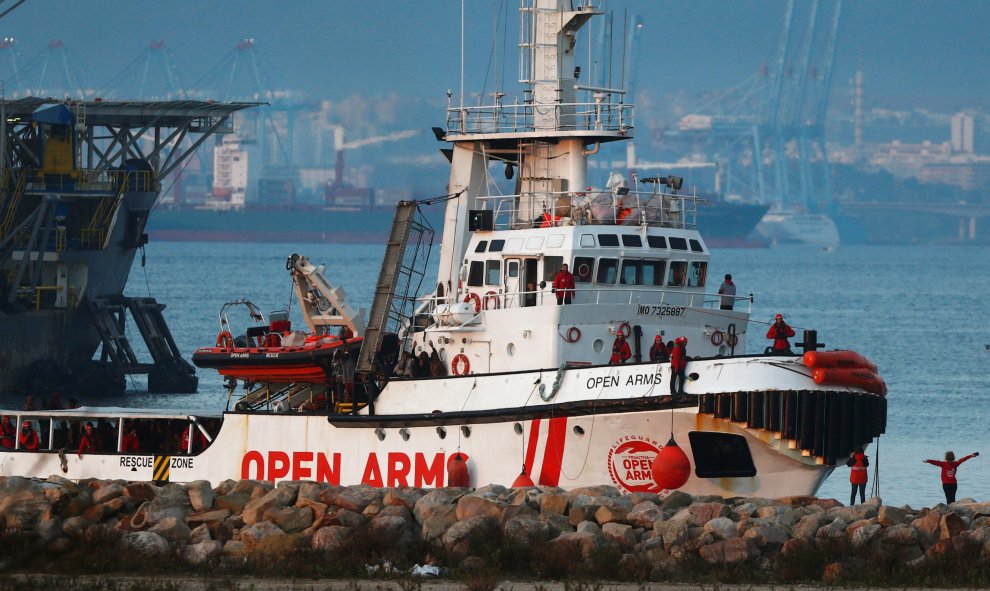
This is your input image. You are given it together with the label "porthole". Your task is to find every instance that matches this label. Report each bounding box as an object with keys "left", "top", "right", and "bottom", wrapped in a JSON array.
[
  {"left": 513, "top": 423, "right": 523, "bottom": 435},
  {"left": 507, "top": 343, "right": 516, "bottom": 356},
  {"left": 436, "top": 426, "right": 447, "bottom": 439},
  {"left": 461, "top": 425, "right": 472, "bottom": 438},
  {"left": 593, "top": 339, "right": 604, "bottom": 353},
  {"left": 573, "top": 425, "right": 585, "bottom": 436}
]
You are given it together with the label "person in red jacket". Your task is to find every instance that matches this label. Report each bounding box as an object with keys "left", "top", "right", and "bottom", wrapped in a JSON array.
[
  {"left": 846, "top": 447, "right": 869, "bottom": 505},
  {"left": 552, "top": 263, "right": 576, "bottom": 305},
  {"left": 649, "top": 335, "right": 669, "bottom": 363},
  {"left": 121, "top": 422, "right": 141, "bottom": 453},
  {"left": 18, "top": 421, "right": 39, "bottom": 451},
  {"left": 924, "top": 450, "right": 979, "bottom": 504},
  {"left": 78, "top": 423, "right": 100, "bottom": 458},
  {"left": 766, "top": 313, "right": 796, "bottom": 354},
  {"left": 609, "top": 332, "right": 631, "bottom": 365},
  {"left": 0, "top": 416, "right": 15, "bottom": 448},
  {"left": 669, "top": 336, "right": 688, "bottom": 396},
  {"left": 181, "top": 424, "right": 209, "bottom": 454}
]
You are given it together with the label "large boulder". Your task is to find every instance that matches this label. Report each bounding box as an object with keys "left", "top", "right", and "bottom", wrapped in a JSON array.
[
  {"left": 456, "top": 495, "right": 503, "bottom": 521},
  {"left": 698, "top": 538, "right": 759, "bottom": 565},
  {"left": 689, "top": 501, "right": 730, "bottom": 526},
  {"left": 383, "top": 487, "right": 424, "bottom": 509},
  {"left": 703, "top": 517, "right": 738, "bottom": 540},
  {"left": 334, "top": 486, "right": 383, "bottom": 513},
  {"left": 312, "top": 525, "right": 352, "bottom": 553},
  {"left": 849, "top": 523, "right": 882, "bottom": 549},
  {"left": 627, "top": 501, "right": 664, "bottom": 528},
  {"left": 182, "top": 539, "right": 222, "bottom": 566},
  {"left": 122, "top": 531, "right": 170, "bottom": 557},
  {"left": 186, "top": 481, "right": 215, "bottom": 512},
  {"left": 92, "top": 483, "right": 125, "bottom": 505},
  {"left": 148, "top": 515, "right": 192, "bottom": 546},
  {"left": 419, "top": 504, "right": 457, "bottom": 541},
  {"left": 413, "top": 489, "right": 459, "bottom": 523},
  {"left": 502, "top": 515, "right": 550, "bottom": 548},
  {"left": 239, "top": 520, "right": 285, "bottom": 551},
  {"left": 540, "top": 493, "right": 569, "bottom": 515},
  {"left": 878, "top": 506, "right": 909, "bottom": 526},
  {"left": 791, "top": 513, "right": 826, "bottom": 542},
  {"left": 441, "top": 515, "right": 498, "bottom": 559},
  {"left": 265, "top": 506, "right": 314, "bottom": 534}
]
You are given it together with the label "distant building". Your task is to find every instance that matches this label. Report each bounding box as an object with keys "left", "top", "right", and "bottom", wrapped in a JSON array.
[{"left": 951, "top": 113, "right": 974, "bottom": 154}]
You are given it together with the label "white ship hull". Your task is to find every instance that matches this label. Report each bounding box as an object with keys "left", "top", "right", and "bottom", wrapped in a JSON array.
[
  {"left": 756, "top": 211, "right": 840, "bottom": 247},
  {"left": 0, "top": 355, "right": 882, "bottom": 498}
]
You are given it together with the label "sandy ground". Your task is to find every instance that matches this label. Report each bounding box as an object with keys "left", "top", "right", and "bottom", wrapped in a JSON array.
[{"left": 0, "top": 576, "right": 957, "bottom": 591}]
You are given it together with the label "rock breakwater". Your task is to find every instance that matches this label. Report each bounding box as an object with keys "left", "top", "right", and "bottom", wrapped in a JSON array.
[{"left": 0, "top": 475, "right": 988, "bottom": 584}]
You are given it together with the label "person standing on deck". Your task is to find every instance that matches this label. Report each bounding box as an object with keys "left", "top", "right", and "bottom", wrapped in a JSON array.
[
  {"left": 846, "top": 447, "right": 869, "bottom": 505},
  {"left": 924, "top": 450, "right": 979, "bottom": 504},
  {"left": 718, "top": 274, "right": 736, "bottom": 310},
  {"left": 670, "top": 337, "right": 689, "bottom": 396},
  {"left": 18, "top": 421, "right": 38, "bottom": 451},
  {"left": 609, "top": 333, "right": 631, "bottom": 365},
  {"left": 78, "top": 423, "right": 100, "bottom": 458},
  {"left": 766, "top": 314, "right": 796, "bottom": 354},
  {"left": 552, "top": 263, "right": 576, "bottom": 305},
  {"left": 649, "top": 335, "right": 669, "bottom": 363}
]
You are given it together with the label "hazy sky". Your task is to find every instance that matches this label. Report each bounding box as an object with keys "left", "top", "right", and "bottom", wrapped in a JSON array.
[{"left": 1, "top": 1, "right": 987, "bottom": 111}]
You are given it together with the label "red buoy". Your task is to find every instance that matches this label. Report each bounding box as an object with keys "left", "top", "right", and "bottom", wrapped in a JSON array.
[
  {"left": 446, "top": 452, "right": 470, "bottom": 487},
  {"left": 650, "top": 437, "right": 691, "bottom": 490},
  {"left": 511, "top": 466, "right": 535, "bottom": 488}
]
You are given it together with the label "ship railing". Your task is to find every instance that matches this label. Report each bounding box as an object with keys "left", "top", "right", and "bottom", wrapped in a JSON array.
[
  {"left": 5, "top": 410, "right": 218, "bottom": 454},
  {"left": 475, "top": 189, "right": 700, "bottom": 231},
  {"left": 446, "top": 99, "right": 633, "bottom": 135},
  {"left": 23, "top": 169, "right": 158, "bottom": 194}
]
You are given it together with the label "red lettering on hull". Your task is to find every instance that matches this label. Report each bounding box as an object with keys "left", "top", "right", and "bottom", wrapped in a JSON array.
[{"left": 240, "top": 450, "right": 341, "bottom": 484}]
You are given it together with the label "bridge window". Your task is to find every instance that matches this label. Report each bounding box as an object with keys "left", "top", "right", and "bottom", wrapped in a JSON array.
[
  {"left": 643, "top": 260, "right": 666, "bottom": 286},
  {"left": 647, "top": 236, "right": 667, "bottom": 249},
  {"left": 598, "top": 234, "right": 620, "bottom": 247},
  {"left": 474, "top": 241, "right": 488, "bottom": 253},
  {"left": 690, "top": 239, "right": 704, "bottom": 253},
  {"left": 489, "top": 239, "right": 505, "bottom": 252},
  {"left": 506, "top": 238, "right": 524, "bottom": 250},
  {"left": 573, "top": 257, "right": 594, "bottom": 283},
  {"left": 580, "top": 234, "right": 596, "bottom": 247},
  {"left": 620, "top": 260, "right": 640, "bottom": 284},
  {"left": 669, "top": 237, "right": 688, "bottom": 251},
  {"left": 485, "top": 260, "right": 501, "bottom": 285},
  {"left": 596, "top": 258, "right": 618, "bottom": 284},
  {"left": 668, "top": 261, "right": 687, "bottom": 287},
  {"left": 547, "top": 234, "right": 565, "bottom": 248},
  {"left": 621, "top": 235, "right": 643, "bottom": 247},
  {"left": 543, "top": 256, "right": 563, "bottom": 282},
  {"left": 688, "top": 261, "right": 708, "bottom": 287},
  {"left": 468, "top": 261, "right": 484, "bottom": 287},
  {"left": 526, "top": 237, "right": 544, "bottom": 250}
]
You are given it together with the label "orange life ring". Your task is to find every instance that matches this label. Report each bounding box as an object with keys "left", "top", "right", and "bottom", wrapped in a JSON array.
[
  {"left": 726, "top": 333, "right": 739, "bottom": 347},
  {"left": 483, "top": 291, "right": 500, "bottom": 310},
  {"left": 710, "top": 330, "right": 724, "bottom": 346},
  {"left": 451, "top": 353, "right": 470, "bottom": 375},
  {"left": 464, "top": 293, "right": 482, "bottom": 314},
  {"left": 617, "top": 322, "right": 631, "bottom": 338},
  {"left": 216, "top": 330, "right": 234, "bottom": 349},
  {"left": 564, "top": 326, "right": 581, "bottom": 343}
]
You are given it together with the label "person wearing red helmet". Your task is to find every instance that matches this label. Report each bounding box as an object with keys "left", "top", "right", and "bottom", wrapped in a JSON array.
[
  {"left": 0, "top": 416, "right": 15, "bottom": 449},
  {"left": 649, "top": 335, "right": 670, "bottom": 363},
  {"left": 924, "top": 450, "right": 980, "bottom": 504},
  {"left": 609, "top": 332, "right": 631, "bottom": 365},
  {"left": 18, "top": 421, "right": 39, "bottom": 451},
  {"left": 766, "top": 313, "right": 796, "bottom": 354},
  {"left": 78, "top": 423, "right": 100, "bottom": 458},
  {"left": 669, "top": 336, "right": 689, "bottom": 396}
]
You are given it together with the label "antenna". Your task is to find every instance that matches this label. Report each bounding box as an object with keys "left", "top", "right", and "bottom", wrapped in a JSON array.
[{"left": 460, "top": 0, "right": 464, "bottom": 112}]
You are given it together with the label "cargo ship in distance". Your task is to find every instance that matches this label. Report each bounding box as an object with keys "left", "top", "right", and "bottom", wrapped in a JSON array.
[{"left": 148, "top": 195, "right": 768, "bottom": 247}]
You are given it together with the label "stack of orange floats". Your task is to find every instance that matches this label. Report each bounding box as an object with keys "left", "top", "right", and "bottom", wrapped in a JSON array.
[{"left": 802, "top": 350, "right": 886, "bottom": 396}]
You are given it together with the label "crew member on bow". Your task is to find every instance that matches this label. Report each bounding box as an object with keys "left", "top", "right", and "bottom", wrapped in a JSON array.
[
  {"left": 649, "top": 335, "right": 669, "bottom": 363},
  {"left": 18, "top": 421, "right": 39, "bottom": 451},
  {"left": 552, "top": 263, "right": 576, "bottom": 305},
  {"left": 718, "top": 274, "right": 736, "bottom": 310},
  {"left": 609, "top": 332, "right": 631, "bottom": 365},
  {"left": 766, "top": 313, "right": 796, "bottom": 354},
  {"left": 670, "top": 337, "right": 688, "bottom": 396}
]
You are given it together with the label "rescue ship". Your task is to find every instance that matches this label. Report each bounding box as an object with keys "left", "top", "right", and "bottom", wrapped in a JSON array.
[{"left": 0, "top": 0, "right": 886, "bottom": 497}]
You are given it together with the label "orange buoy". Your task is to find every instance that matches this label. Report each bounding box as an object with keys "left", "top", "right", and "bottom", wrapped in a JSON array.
[
  {"left": 446, "top": 452, "right": 470, "bottom": 487},
  {"left": 812, "top": 367, "right": 887, "bottom": 395},
  {"left": 511, "top": 466, "right": 535, "bottom": 488},
  {"left": 650, "top": 436, "right": 691, "bottom": 490},
  {"left": 802, "top": 350, "right": 878, "bottom": 374}
]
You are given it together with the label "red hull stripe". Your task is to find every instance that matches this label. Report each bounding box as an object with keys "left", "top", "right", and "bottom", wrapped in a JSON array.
[
  {"left": 538, "top": 417, "right": 567, "bottom": 486},
  {"left": 524, "top": 418, "right": 541, "bottom": 477}
]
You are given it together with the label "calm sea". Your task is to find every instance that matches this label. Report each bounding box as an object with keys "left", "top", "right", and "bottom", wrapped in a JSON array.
[{"left": 59, "top": 242, "right": 990, "bottom": 508}]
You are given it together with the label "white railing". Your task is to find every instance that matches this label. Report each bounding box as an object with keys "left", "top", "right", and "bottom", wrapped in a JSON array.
[
  {"left": 446, "top": 99, "right": 633, "bottom": 135},
  {"left": 476, "top": 188, "right": 702, "bottom": 231}
]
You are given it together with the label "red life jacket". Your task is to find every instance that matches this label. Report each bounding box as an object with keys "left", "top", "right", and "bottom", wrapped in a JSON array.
[{"left": 849, "top": 452, "right": 868, "bottom": 484}]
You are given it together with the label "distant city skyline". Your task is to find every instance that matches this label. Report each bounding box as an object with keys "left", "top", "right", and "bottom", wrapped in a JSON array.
[{"left": 0, "top": 1, "right": 987, "bottom": 112}]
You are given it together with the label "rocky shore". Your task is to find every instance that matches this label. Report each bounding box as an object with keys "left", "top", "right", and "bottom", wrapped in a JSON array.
[{"left": 0, "top": 476, "right": 988, "bottom": 585}]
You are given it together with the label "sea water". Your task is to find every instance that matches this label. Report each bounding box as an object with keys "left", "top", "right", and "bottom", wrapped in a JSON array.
[{"left": 28, "top": 242, "right": 990, "bottom": 508}]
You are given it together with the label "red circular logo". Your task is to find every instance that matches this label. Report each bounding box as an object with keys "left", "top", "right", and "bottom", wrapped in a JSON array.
[{"left": 607, "top": 435, "right": 667, "bottom": 493}]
